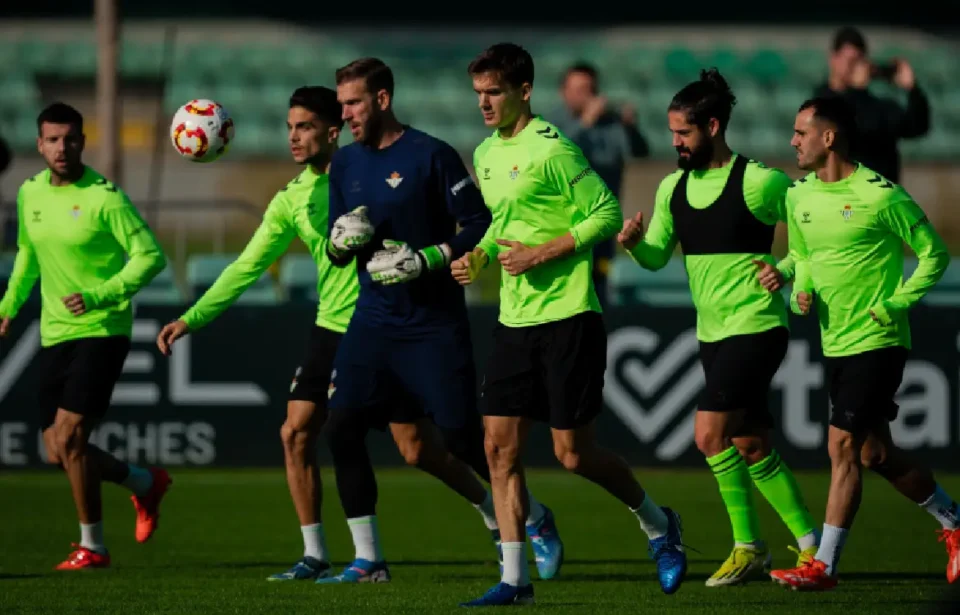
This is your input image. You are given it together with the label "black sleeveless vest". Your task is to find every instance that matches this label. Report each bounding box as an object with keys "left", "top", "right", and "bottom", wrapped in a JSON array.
[{"left": 668, "top": 155, "right": 774, "bottom": 256}]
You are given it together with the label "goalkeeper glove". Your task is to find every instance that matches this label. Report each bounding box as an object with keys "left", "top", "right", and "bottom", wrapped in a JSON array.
[
  {"left": 329, "top": 205, "right": 374, "bottom": 258},
  {"left": 366, "top": 240, "right": 451, "bottom": 285}
]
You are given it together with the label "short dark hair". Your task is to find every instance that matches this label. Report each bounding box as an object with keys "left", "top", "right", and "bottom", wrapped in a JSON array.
[
  {"left": 467, "top": 43, "right": 534, "bottom": 89},
  {"left": 562, "top": 62, "right": 598, "bottom": 90},
  {"left": 290, "top": 86, "right": 343, "bottom": 128},
  {"left": 37, "top": 102, "right": 83, "bottom": 135},
  {"left": 335, "top": 57, "right": 394, "bottom": 97},
  {"left": 799, "top": 96, "right": 856, "bottom": 149},
  {"left": 668, "top": 68, "right": 737, "bottom": 133},
  {"left": 832, "top": 26, "right": 867, "bottom": 54}
]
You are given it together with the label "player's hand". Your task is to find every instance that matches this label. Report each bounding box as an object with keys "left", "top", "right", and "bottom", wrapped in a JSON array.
[
  {"left": 893, "top": 58, "right": 916, "bottom": 90},
  {"left": 869, "top": 309, "right": 888, "bottom": 326},
  {"left": 451, "top": 249, "right": 487, "bottom": 286},
  {"left": 752, "top": 259, "right": 785, "bottom": 292},
  {"left": 62, "top": 293, "right": 87, "bottom": 316},
  {"left": 617, "top": 212, "right": 644, "bottom": 251},
  {"left": 367, "top": 240, "right": 424, "bottom": 285},
  {"left": 581, "top": 96, "right": 608, "bottom": 128},
  {"left": 621, "top": 104, "right": 636, "bottom": 126},
  {"left": 157, "top": 319, "right": 190, "bottom": 357},
  {"left": 495, "top": 239, "right": 541, "bottom": 276},
  {"left": 795, "top": 291, "right": 813, "bottom": 315},
  {"left": 0, "top": 317, "right": 10, "bottom": 337},
  {"left": 331, "top": 205, "right": 374, "bottom": 254},
  {"left": 851, "top": 59, "right": 872, "bottom": 89}
]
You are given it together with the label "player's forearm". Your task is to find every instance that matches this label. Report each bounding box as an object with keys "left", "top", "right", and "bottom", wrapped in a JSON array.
[
  {"left": 0, "top": 250, "right": 39, "bottom": 317},
  {"left": 533, "top": 233, "right": 576, "bottom": 265},
  {"left": 180, "top": 259, "right": 274, "bottom": 329},
  {"left": 878, "top": 242, "right": 949, "bottom": 318},
  {"left": 447, "top": 209, "right": 492, "bottom": 260},
  {"left": 85, "top": 249, "right": 166, "bottom": 309},
  {"left": 476, "top": 230, "right": 500, "bottom": 267},
  {"left": 570, "top": 198, "right": 621, "bottom": 252},
  {"left": 789, "top": 260, "right": 813, "bottom": 315},
  {"left": 776, "top": 255, "right": 796, "bottom": 282},
  {"left": 627, "top": 241, "right": 672, "bottom": 271}
]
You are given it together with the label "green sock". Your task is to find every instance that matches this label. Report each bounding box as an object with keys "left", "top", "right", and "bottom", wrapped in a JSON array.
[
  {"left": 707, "top": 446, "right": 761, "bottom": 544},
  {"left": 748, "top": 450, "right": 817, "bottom": 542}
]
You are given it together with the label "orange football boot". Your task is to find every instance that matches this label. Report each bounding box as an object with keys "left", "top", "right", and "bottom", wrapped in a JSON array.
[
  {"left": 131, "top": 467, "right": 172, "bottom": 543},
  {"left": 939, "top": 528, "right": 960, "bottom": 583},
  {"left": 55, "top": 544, "right": 110, "bottom": 570},
  {"left": 770, "top": 557, "right": 838, "bottom": 591}
]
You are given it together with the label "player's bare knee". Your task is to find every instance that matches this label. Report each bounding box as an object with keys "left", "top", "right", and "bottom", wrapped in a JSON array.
[
  {"left": 397, "top": 436, "right": 425, "bottom": 467},
  {"left": 552, "top": 440, "right": 584, "bottom": 473},
  {"left": 484, "top": 436, "right": 518, "bottom": 474},
  {"left": 860, "top": 438, "right": 888, "bottom": 470},
  {"left": 828, "top": 430, "right": 859, "bottom": 466},
  {"left": 733, "top": 437, "right": 768, "bottom": 465},
  {"left": 694, "top": 423, "right": 728, "bottom": 458},
  {"left": 53, "top": 424, "right": 85, "bottom": 461}
]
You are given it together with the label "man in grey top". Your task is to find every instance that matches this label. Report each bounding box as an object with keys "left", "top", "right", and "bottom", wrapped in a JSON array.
[{"left": 552, "top": 62, "right": 649, "bottom": 305}]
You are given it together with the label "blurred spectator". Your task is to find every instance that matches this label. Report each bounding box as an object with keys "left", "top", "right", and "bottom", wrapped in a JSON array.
[
  {"left": 0, "top": 135, "right": 13, "bottom": 251},
  {"left": 552, "top": 63, "right": 649, "bottom": 306},
  {"left": 815, "top": 26, "right": 930, "bottom": 183}
]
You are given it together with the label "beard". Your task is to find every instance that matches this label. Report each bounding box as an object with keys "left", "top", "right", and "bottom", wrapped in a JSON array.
[{"left": 676, "top": 139, "right": 714, "bottom": 171}]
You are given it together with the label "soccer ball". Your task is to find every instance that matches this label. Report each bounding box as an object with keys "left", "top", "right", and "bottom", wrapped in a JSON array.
[{"left": 170, "top": 99, "right": 235, "bottom": 162}]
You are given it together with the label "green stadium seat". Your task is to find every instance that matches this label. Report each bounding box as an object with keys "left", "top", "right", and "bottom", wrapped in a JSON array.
[
  {"left": 745, "top": 48, "right": 789, "bottom": 87},
  {"left": 663, "top": 47, "right": 702, "bottom": 84},
  {"left": 622, "top": 47, "right": 663, "bottom": 84},
  {"left": 0, "top": 75, "right": 38, "bottom": 113},
  {"left": 9, "top": 115, "right": 38, "bottom": 151},
  {"left": 704, "top": 47, "right": 745, "bottom": 82},
  {"left": 59, "top": 41, "right": 98, "bottom": 77},
  {"left": 0, "top": 42, "right": 21, "bottom": 68},
  {"left": 120, "top": 41, "right": 166, "bottom": 78},
  {"left": 135, "top": 267, "right": 185, "bottom": 306},
  {"left": 787, "top": 49, "right": 826, "bottom": 87},
  {"left": 18, "top": 40, "right": 64, "bottom": 74},
  {"left": 187, "top": 254, "right": 279, "bottom": 304},
  {"left": 279, "top": 254, "right": 318, "bottom": 303}
]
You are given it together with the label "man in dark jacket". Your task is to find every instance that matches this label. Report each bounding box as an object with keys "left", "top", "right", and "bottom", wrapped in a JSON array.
[
  {"left": 814, "top": 26, "right": 930, "bottom": 183},
  {"left": 552, "top": 63, "right": 649, "bottom": 306}
]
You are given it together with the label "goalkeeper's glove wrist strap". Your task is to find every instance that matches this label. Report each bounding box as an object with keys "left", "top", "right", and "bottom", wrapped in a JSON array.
[{"left": 418, "top": 244, "right": 452, "bottom": 271}]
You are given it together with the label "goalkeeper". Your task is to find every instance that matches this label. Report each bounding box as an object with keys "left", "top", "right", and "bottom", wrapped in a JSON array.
[{"left": 319, "top": 57, "right": 563, "bottom": 584}]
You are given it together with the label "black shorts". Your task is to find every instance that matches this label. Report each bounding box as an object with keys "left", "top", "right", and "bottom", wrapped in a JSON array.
[
  {"left": 37, "top": 335, "right": 131, "bottom": 429},
  {"left": 481, "top": 311, "right": 606, "bottom": 430},
  {"left": 826, "top": 346, "right": 908, "bottom": 435},
  {"left": 289, "top": 326, "right": 342, "bottom": 405},
  {"left": 697, "top": 326, "right": 789, "bottom": 433}
]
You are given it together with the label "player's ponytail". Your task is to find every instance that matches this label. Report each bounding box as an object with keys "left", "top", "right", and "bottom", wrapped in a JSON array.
[{"left": 669, "top": 67, "right": 738, "bottom": 133}]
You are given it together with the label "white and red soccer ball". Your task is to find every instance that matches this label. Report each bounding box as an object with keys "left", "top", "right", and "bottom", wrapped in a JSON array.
[{"left": 170, "top": 99, "right": 235, "bottom": 162}]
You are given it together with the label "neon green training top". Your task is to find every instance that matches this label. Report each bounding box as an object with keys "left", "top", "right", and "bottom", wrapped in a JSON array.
[
  {"left": 0, "top": 166, "right": 166, "bottom": 347},
  {"left": 180, "top": 166, "right": 358, "bottom": 333},
  {"left": 473, "top": 116, "right": 622, "bottom": 327},
  {"left": 628, "top": 155, "right": 794, "bottom": 342},
  {"left": 786, "top": 164, "right": 948, "bottom": 357}
]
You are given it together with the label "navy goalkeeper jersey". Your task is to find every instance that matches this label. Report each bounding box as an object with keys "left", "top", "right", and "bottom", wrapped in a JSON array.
[{"left": 328, "top": 127, "right": 491, "bottom": 331}]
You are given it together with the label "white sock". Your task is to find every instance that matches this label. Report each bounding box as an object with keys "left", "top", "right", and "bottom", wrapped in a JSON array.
[
  {"left": 347, "top": 516, "right": 384, "bottom": 563},
  {"left": 525, "top": 490, "right": 546, "bottom": 527},
  {"left": 631, "top": 494, "right": 669, "bottom": 539},
  {"left": 500, "top": 542, "right": 530, "bottom": 587},
  {"left": 301, "top": 523, "right": 329, "bottom": 562},
  {"left": 920, "top": 484, "right": 960, "bottom": 530},
  {"left": 121, "top": 464, "right": 154, "bottom": 497},
  {"left": 797, "top": 528, "right": 821, "bottom": 551},
  {"left": 815, "top": 524, "right": 847, "bottom": 576},
  {"left": 80, "top": 522, "right": 106, "bottom": 554},
  {"left": 474, "top": 492, "right": 499, "bottom": 530}
]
